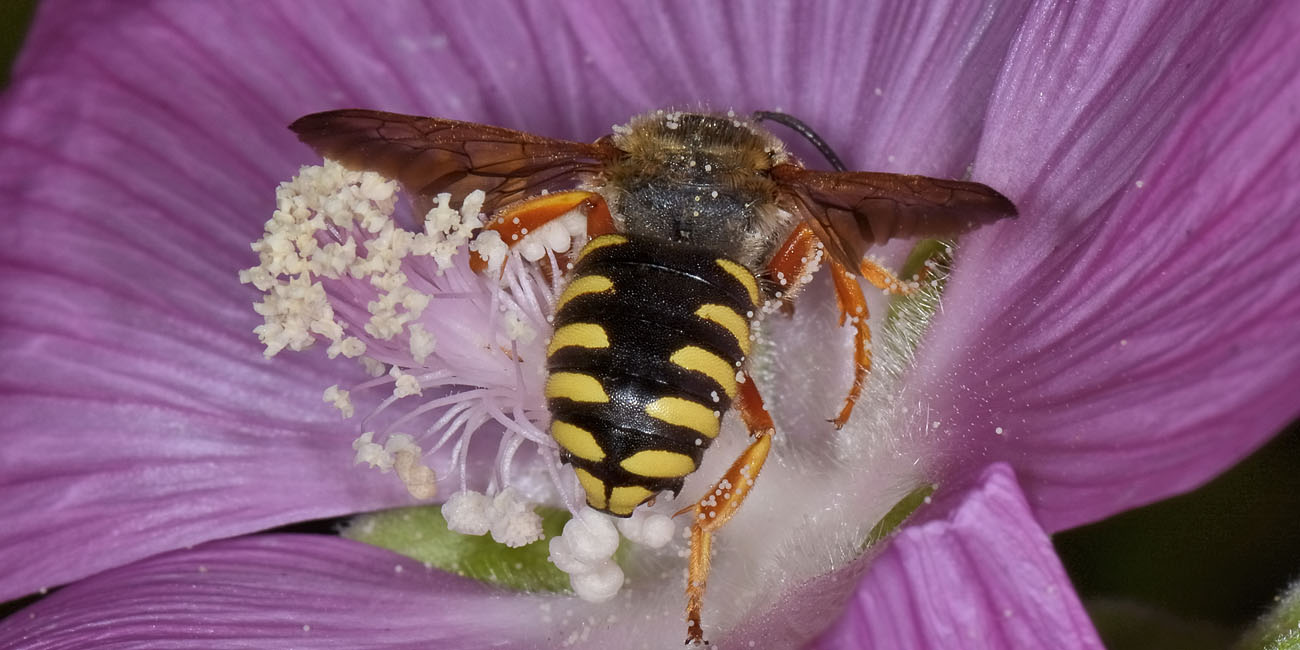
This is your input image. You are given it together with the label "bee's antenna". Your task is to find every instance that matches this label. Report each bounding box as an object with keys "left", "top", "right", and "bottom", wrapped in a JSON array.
[{"left": 752, "top": 111, "right": 847, "bottom": 172}]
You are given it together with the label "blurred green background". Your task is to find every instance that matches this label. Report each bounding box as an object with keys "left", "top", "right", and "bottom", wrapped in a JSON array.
[
  {"left": 0, "top": 0, "right": 36, "bottom": 88},
  {"left": 2, "top": 2, "right": 1297, "bottom": 647}
]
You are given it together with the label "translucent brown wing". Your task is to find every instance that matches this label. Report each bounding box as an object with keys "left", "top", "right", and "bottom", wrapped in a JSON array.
[
  {"left": 290, "top": 109, "right": 615, "bottom": 218},
  {"left": 771, "top": 164, "right": 1017, "bottom": 270}
]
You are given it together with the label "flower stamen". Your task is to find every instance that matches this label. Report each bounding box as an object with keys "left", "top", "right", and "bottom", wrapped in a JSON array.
[{"left": 242, "top": 161, "right": 586, "bottom": 527}]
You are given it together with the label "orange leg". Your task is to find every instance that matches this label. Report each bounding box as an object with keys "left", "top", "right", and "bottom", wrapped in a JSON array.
[
  {"left": 683, "top": 373, "right": 775, "bottom": 645},
  {"left": 859, "top": 257, "right": 920, "bottom": 295},
  {"left": 764, "top": 223, "right": 823, "bottom": 305},
  {"left": 829, "top": 261, "right": 871, "bottom": 429},
  {"left": 469, "top": 190, "right": 615, "bottom": 273},
  {"left": 767, "top": 223, "right": 876, "bottom": 429}
]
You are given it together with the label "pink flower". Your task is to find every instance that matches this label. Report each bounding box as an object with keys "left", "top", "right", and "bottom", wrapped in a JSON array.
[{"left": 2, "top": 1, "right": 1297, "bottom": 648}]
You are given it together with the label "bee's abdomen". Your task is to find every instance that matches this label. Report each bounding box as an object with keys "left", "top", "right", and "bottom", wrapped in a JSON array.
[{"left": 545, "top": 234, "right": 760, "bottom": 516}]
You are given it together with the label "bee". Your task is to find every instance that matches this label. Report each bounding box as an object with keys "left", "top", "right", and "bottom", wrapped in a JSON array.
[{"left": 291, "top": 108, "right": 1016, "bottom": 645}]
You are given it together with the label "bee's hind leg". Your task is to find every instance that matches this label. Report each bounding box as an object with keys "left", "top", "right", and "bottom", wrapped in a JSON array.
[
  {"left": 681, "top": 373, "right": 774, "bottom": 645},
  {"left": 765, "top": 224, "right": 873, "bottom": 429},
  {"left": 829, "top": 260, "right": 873, "bottom": 429},
  {"left": 827, "top": 255, "right": 926, "bottom": 427}
]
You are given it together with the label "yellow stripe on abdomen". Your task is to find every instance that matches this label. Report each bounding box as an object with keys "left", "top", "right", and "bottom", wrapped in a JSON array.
[
  {"left": 644, "top": 396, "right": 720, "bottom": 438},
  {"left": 545, "top": 372, "right": 610, "bottom": 403},
  {"left": 607, "top": 485, "right": 654, "bottom": 516},
  {"left": 551, "top": 421, "right": 606, "bottom": 462},
  {"left": 546, "top": 323, "right": 610, "bottom": 357},
  {"left": 715, "top": 258, "right": 760, "bottom": 305},
  {"left": 694, "top": 303, "right": 751, "bottom": 355},
  {"left": 555, "top": 275, "right": 614, "bottom": 312},
  {"left": 620, "top": 450, "right": 696, "bottom": 478},
  {"left": 575, "top": 234, "right": 629, "bottom": 263},
  {"left": 670, "top": 346, "right": 738, "bottom": 398},
  {"left": 574, "top": 468, "right": 607, "bottom": 509}
]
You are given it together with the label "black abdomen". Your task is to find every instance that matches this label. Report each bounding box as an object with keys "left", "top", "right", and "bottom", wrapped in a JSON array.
[{"left": 544, "top": 234, "right": 760, "bottom": 516}]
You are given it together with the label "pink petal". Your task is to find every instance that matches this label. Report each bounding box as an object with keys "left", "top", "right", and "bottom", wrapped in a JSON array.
[
  {"left": 0, "top": 0, "right": 1041, "bottom": 601},
  {"left": 562, "top": 0, "right": 1035, "bottom": 175},
  {"left": 0, "top": 535, "right": 554, "bottom": 649},
  {"left": 804, "top": 465, "right": 1103, "bottom": 650},
  {"left": 913, "top": 0, "right": 1300, "bottom": 530}
]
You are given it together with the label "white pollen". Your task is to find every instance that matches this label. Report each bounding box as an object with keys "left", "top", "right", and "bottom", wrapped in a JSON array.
[
  {"left": 352, "top": 431, "right": 394, "bottom": 471},
  {"left": 469, "top": 229, "right": 508, "bottom": 273},
  {"left": 560, "top": 509, "right": 620, "bottom": 562},
  {"left": 358, "top": 356, "right": 386, "bottom": 377},
  {"left": 407, "top": 323, "right": 437, "bottom": 364},
  {"left": 548, "top": 535, "right": 600, "bottom": 575},
  {"left": 550, "top": 509, "right": 627, "bottom": 601},
  {"left": 1135, "top": 180, "right": 1145, "bottom": 188},
  {"left": 488, "top": 488, "right": 544, "bottom": 547},
  {"left": 995, "top": 427, "right": 1005, "bottom": 435},
  {"left": 391, "top": 368, "right": 423, "bottom": 398},
  {"left": 617, "top": 510, "right": 675, "bottom": 548},
  {"left": 442, "top": 490, "right": 495, "bottom": 537},
  {"left": 322, "top": 384, "right": 354, "bottom": 418},
  {"left": 569, "top": 560, "right": 624, "bottom": 603}
]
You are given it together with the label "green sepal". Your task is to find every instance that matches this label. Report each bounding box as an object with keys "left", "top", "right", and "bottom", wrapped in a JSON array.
[
  {"left": 1235, "top": 579, "right": 1300, "bottom": 650},
  {"left": 343, "top": 504, "right": 574, "bottom": 593},
  {"left": 863, "top": 483, "right": 936, "bottom": 549}
]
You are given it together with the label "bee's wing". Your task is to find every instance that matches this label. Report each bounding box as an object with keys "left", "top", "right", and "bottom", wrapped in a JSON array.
[
  {"left": 290, "top": 109, "right": 614, "bottom": 217},
  {"left": 772, "top": 165, "right": 1017, "bottom": 270}
]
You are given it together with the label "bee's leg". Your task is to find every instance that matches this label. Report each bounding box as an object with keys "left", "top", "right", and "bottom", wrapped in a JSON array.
[
  {"left": 858, "top": 257, "right": 920, "bottom": 296},
  {"left": 830, "top": 261, "right": 872, "bottom": 429},
  {"left": 765, "top": 223, "right": 823, "bottom": 307},
  {"left": 469, "top": 191, "right": 615, "bottom": 272},
  {"left": 684, "top": 373, "right": 774, "bottom": 645},
  {"left": 766, "top": 224, "right": 874, "bottom": 429}
]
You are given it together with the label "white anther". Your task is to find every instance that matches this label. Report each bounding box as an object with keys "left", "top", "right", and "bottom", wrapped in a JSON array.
[
  {"left": 617, "top": 510, "right": 675, "bottom": 549},
  {"left": 489, "top": 488, "right": 544, "bottom": 548},
  {"left": 442, "top": 490, "right": 495, "bottom": 537},
  {"left": 561, "top": 508, "right": 620, "bottom": 562},
  {"left": 570, "top": 560, "right": 624, "bottom": 603}
]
